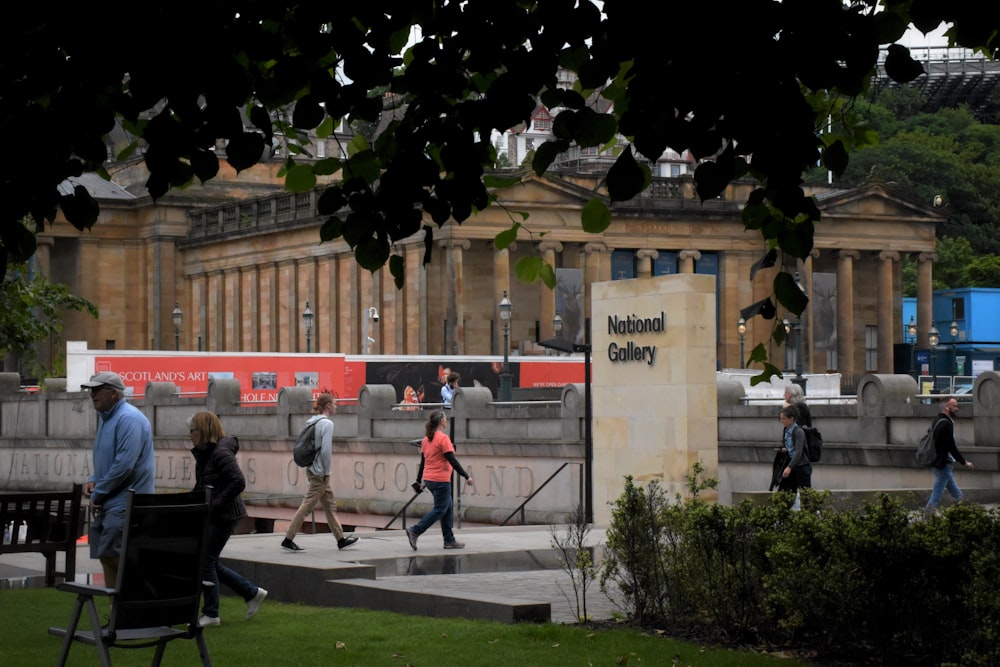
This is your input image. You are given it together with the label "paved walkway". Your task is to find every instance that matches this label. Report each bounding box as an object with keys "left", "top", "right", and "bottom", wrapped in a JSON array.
[{"left": 0, "top": 525, "right": 619, "bottom": 625}]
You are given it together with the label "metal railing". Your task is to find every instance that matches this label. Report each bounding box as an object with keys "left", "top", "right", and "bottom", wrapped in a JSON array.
[{"left": 500, "top": 461, "right": 584, "bottom": 526}]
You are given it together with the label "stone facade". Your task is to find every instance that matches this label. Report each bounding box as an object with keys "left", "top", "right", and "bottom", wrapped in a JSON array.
[{"left": 35, "top": 166, "right": 942, "bottom": 382}]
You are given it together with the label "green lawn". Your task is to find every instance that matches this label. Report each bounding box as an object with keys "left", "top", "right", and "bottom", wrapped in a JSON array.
[{"left": 2, "top": 587, "right": 808, "bottom": 666}]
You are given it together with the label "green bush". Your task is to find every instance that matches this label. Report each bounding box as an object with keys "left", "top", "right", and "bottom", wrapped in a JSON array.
[{"left": 602, "top": 468, "right": 1000, "bottom": 665}]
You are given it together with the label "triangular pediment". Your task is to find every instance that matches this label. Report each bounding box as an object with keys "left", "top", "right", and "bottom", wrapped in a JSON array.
[
  {"left": 816, "top": 182, "right": 945, "bottom": 222},
  {"left": 489, "top": 171, "right": 598, "bottom": 208}
]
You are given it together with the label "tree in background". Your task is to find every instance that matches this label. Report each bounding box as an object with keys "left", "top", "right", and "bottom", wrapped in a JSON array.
[{"left": 0, "top": 262, "right": 97, "bottom": 382}]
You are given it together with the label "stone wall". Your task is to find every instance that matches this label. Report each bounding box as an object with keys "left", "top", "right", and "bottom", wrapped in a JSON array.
[{"left": 1, "top": 373, "right": 999, "bottom": 526}]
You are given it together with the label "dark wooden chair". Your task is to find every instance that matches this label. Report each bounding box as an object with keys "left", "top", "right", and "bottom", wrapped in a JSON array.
[{"left": 48, "top": 489, "right": 213, "bottom": 666}]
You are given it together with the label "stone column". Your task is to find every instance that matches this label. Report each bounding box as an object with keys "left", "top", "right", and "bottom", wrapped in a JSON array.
[
  {"left": 878, "top": 251, "right": 900, "bottom": 373},
  {"left": 636, "top": 249, "right": 659, "bottom": 278},
  {"left": 538, "top": 241, "right": 563, "bottom": 339},
  {"left": 402, "top": 244, "right": 424, "bottom": 354},
  {"left": 917, "top": 252, "right": 937, "bottom": 345},
  {"left": 441, "top": 239, "right": 470, "bottom": 355},
  {"left": 678, "top": 249, "right": 701, "bottom": 274},
  {"left": 582, "top": 243, "right": 610, "bottom": 323},
  {"left": 802, "top": 253, "right": 814, "bottom": 373},
  {"left": 836, "top": 250, "right": 859, "bottom": 376}
]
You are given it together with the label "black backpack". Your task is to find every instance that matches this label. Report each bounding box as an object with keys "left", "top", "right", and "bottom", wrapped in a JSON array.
[
  {"left": 801, "top": 425, "right": 823, "bottom": 463},
  {"left": 915, "top": 416, "right": 946, "bottom": 466},
  {"left": 292, "top": 418, "right": 327, "bottom": 467}
]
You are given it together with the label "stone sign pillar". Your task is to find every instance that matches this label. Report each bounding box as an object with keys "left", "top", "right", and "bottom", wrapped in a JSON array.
[{"left": 591, "top": 274, "right": 718, "bottom": 524}]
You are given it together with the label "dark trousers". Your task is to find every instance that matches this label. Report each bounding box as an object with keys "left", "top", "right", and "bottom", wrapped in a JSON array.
[{"left": 202, "top": 518, "right": 256, "bottom": 617}]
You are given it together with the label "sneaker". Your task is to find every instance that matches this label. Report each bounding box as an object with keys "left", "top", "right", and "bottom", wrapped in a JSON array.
[
  {"left": 198, "top": 615, "right": 221, "bottom": 627},
  {"left": 444, "top": 541, "right": 465, "bottom": 549},
  {"left": 337, "top": 536, "right": 359, "bottom": 550},
  {"left": 406, "top": 527, "right": 418, "bottom": 551},
  {"left": 246, "top": 587, "right": 267, "bottom": 620},
  {"left": 281, "top": 538, "right": 304, "bottom": 552}
]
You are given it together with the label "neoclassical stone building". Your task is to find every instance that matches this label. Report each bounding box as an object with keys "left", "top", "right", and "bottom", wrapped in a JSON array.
[{"left": 35, "top": 162, "right": 941, "bottom": 383}]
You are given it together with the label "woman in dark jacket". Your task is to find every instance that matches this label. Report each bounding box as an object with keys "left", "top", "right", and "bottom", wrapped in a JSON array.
[
  {"left": 189, "top": 411, "right": 267, "bottom": 627},
  {"left": 777, "top": 405, "right": 812, "bottom": 509}
]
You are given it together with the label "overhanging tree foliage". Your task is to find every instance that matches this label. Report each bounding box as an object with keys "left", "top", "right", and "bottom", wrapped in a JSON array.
[
  {"left": 0, "top": 263, "right": 97, "bottom": 379},
  {"left": 3, "top": 1, "right": 998, "bottom": 380}
]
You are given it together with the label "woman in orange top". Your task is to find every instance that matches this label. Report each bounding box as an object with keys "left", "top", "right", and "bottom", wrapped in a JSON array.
[{"left": 406, "top": 410, "right": 474, "bottom": 550}]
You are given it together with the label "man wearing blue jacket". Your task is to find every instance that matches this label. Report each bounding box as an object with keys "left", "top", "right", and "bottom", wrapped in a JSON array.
[{"left": 81, "top": 371, "right": 155, "bottom": 584}]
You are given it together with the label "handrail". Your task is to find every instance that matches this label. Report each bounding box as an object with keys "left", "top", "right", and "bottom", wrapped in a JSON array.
[
  {"left": 380, "top": 489, "right": 424, "bottom": 531},
  {"left": 500, "top": 461, "right": 583, "bottom": 526}
]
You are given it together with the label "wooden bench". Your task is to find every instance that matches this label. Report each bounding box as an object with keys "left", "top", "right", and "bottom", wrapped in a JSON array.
[{"left": 1, "top": 484, "right": 84, "bottom": 586}]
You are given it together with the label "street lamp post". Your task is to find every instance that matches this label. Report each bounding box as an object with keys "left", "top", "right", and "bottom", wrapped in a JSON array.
[
  {"left": 499, "top": 291, "right": 512, "bottom": 401},
  {"left": 301, "top": 301, "right": 314, "bottom": 353},
  {"left": 928, "top": 325, "right": 940, "bottom": 393},
  {"left": 171, "top": 302, "right": 182, "bottom": 351},
  {"left": 737, "top": 317, "right": 746, "bottom": 369},
  {"left": 907, "top": 316, "right": 917, "bottom": 379},
  {"left": 950, "top": 320, "right": 959, "bottom": 390}
]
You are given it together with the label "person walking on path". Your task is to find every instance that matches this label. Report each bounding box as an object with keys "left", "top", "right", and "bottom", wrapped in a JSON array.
[
  {"left": 407, "top": 410, "right": 474, "bottom": 551},
  {"left": 777, "top": 405, "right": 811, "bottom": 510},
  {"left": 925, "top": 397, "right": 974, "bottom": 512},
  {"left": 81, "top": 371, "right": 155, "bottom": 585},
  {"left": 188, "top": 411, "right": 267, "bottom": 627},
  {"left": 281, "top": 393, "right": 359, "bottom": 552}
]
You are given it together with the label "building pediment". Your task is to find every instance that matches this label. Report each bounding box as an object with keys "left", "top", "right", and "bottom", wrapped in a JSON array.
[{"left": 816, "top": 182, "right": 945, "bottom": 222}]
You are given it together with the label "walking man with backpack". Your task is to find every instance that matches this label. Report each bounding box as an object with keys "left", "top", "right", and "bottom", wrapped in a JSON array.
[
  {"left": 281, "top": 393, "right": 359, "bottom": 552},
  {"left": 925, "top": 397, "right": 974, "bottom": 513}
]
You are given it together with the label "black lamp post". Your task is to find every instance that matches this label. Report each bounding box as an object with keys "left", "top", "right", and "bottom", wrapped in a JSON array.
[
  {"left": 499, "top": 291, "right": 512, "bottom": 401},
  {"left": 950, "top": 320, "right": 959, "bottom": 386},
  {"left": 171, "top": 302, "right": 182, "bottom": 351},
  {"left": 302, "top": 301, "right": 314, "bottom": 353},
  {"left": 907, "top": 316, "right": 917, "bottom": 379},
  {"left": 928, "top": 325, "right": 940, "bottom": 393},
  {"left": 737, "top": 317, "right": 746, "bottom": 369}
]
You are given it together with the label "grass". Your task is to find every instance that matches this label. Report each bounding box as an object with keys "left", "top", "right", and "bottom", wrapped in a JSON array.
[{"left": 1, "top": 587, "right": 809, "bottom": 666}]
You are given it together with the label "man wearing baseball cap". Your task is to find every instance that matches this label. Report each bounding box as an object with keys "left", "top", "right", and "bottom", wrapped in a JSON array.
[{"left": 80, "top": 371, "right": 155, "bottom": 584}]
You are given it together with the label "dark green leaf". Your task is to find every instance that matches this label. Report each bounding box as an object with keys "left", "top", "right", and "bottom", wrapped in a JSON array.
[
  {"left": 515, "top": 255, "right": 543, "bottom": 282},
  {"left": 494, "top": 224, "right": 520, "bottom": 250},
  {"left": 532, "top": 139, "right": 569, "bottom": 176},
  {"left": 313, "top": 158, "right": 342, "bottom": 176},
  {"left": 606, "top": 147, "right": 650, "bottom": 202},
  {"left": 749, "top": 249, "right": 778, "bottom": 281},
  {"left": 822, "top": 139, "right": 849, "bottom": 177},
  {"left": 774, "top": 271, "right": 809, "bottom": 316},
  {"left": 539, "top": 261, "right": 556, "bottom": 289},
  {"left": 285, "top": 163, "right": 317, "bottom": 192},
  {"left": 389, "top": 254, "right": 404, "bottom": 289},
  {"left": 749, "top": 362, "right": 784, "bottom": 386},
  {"left": 226, "top": 133, "right": 266, "bottom": 173},
  {"left": 355, "top": 234, "right": 390, "bottom": 272},
  {"left": 884, "top": 44, "right": 925, "bottom": 83},
  {"left": 581, "top": 198, "right": 611, "bottom": 233},
  {"left": 740, "top": 297, "right": 776, "bottom": 322}
]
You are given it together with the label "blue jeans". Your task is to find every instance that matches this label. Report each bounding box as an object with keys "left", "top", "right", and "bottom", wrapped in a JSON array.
[
  {"left": 926, "top": 463, "right": 964, "bottom": 511},
  {"left": 411, "top": 480, "right": 455, "bottom": 544},
  {"left": 202, "top": 518, "right": 257, "bottom": 618}
]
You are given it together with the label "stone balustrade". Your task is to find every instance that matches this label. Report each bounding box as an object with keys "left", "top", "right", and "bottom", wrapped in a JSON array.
[{"left": 1, "top": 372, "right": 998, "bottom": 524}]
